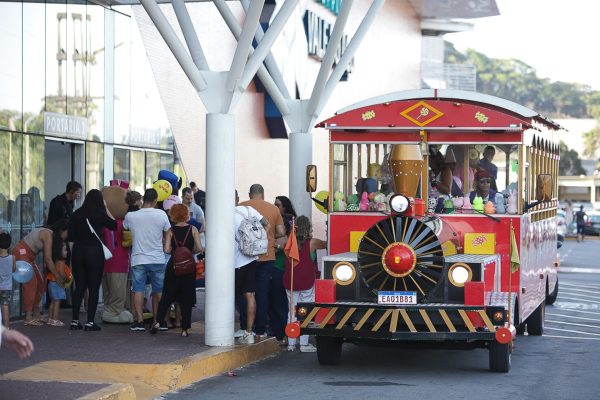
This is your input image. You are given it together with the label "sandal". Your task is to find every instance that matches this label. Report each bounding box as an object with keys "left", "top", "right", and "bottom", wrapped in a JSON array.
[
  {"left": 181, "top": 329, "right": 189, "bottom": 337},
  {"left": 24, "top": 319, "right": 44, "bottom": 326},
  {"left": 150, "top": 322, "right": 160, "bottom": 334},
  {"left": 48, "top": 319, "right": 65, "bottom": 327}
]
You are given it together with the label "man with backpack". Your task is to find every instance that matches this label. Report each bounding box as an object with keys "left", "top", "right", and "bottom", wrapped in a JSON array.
[
  {"left": 234, "top": 190, "right": 269, "bottom": 344},
  {"left": 238, "top": 184, "right": 285, "bottom": 339}
]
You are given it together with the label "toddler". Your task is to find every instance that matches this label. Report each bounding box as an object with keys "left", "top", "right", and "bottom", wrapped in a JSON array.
[{"left": 46, "top": 240, "right": 70, "bottom": 327}]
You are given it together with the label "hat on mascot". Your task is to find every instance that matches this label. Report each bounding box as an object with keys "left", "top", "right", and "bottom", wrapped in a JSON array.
[
  {"left": 163, "top": 194, "right": 182, "bottom": 211},
  {"left": 158, "top": 170, "right": 182, "bottom": 195}
]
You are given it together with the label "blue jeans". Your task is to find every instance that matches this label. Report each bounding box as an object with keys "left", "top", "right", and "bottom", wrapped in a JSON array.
[{"left": 268, "top": 267, "right": 288, "bottom": 340}]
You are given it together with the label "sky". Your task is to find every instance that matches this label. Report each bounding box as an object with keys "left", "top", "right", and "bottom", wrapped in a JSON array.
[{"left": 445, "top": 0, "right": 600, "bottom": 90}]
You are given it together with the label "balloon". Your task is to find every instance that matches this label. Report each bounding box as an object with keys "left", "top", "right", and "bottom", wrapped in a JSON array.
[
  {"left": 152, "top": 179, "right": 172, "bottom": 202},
  {"left": 13, "top": 261, "right": 34, "bottom": 284},
  {"left": 312, "top": 190, "right": 329, "bottom": 214}
]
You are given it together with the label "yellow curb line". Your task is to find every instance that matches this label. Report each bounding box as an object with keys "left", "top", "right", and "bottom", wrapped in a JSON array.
[
  {"left": 80, "top": 383, "right": 136, "bottom": 400},
  {"left": 2, "top": 338, "right": 281, "bottom": 400}
]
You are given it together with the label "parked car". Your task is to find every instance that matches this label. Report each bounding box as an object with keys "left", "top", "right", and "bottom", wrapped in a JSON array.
[{"left": 584, "top": 212, "right": 600, "bottom": 236}]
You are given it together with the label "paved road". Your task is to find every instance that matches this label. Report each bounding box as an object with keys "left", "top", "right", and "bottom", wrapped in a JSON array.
[{"left": 163, "top": 239, "right": 600, "bottom": 400}]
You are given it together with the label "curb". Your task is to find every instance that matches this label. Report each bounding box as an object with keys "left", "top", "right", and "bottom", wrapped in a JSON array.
[{"left": 2, "top": 338, "right": 281, "bottom": 399}]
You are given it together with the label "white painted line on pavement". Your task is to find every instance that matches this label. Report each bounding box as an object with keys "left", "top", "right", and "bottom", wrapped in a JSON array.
[
  {"left": 544, "top": 326, "right": 600, "bottom": 336},
  {"left": 551, "top": 308, "right": 600, "bottom": 316},
  {"left": 557, "top": 296, "right": 600, "bottom": 304},
  {"left": 544, "top": 334, "right": 600, "bottom": 341},
  {"left": 559, "top": 287, "right": 600, "bottom": 296},
  {"left": 547, "top": 312, "right": 600, "bottom": 322},
  {"left": 558, "top": 292, "right": 600, "bottom": 301},
  {"left": 546, "top": 319, "right": 600, "bottom": 329},
  {"left": 559, "top": 267, "right": 600, "bottom": 273},
  {"left": 561, "top": 282, "right": 600, "bottom": 289}
]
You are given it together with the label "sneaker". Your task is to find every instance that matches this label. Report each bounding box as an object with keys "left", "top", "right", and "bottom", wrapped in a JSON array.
[
  {"left": 48, "top": 319, "right": 65, "bottom": 327},
  {"left": 239, "top": 331, "right": 255, "bottom": 344},
  {"left": 286, "top": 345, "right": 296, "bottom": 352},
  {"left": 233, "top": 329, "right": 246, "bottom": 338},
  {"left": 84, "top": 322, "right": 101, "bottom": 331},
  {"left": 69, "top": 320, "right": 83, "bottom": 330},
  {"left": 159, "top": 322, "right": 169, "bottom": 331},
  {"left": 130, "top": 321, "right": 145, "bottom": 331},
  {"left": 300, "top": 344, "right": 317, "bottom": 353}
]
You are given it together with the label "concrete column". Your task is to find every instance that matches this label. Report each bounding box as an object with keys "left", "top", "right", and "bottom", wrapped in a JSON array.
[
  {"left": 204, "top": 113, "right": 235, "bottom": 346},
  {"left": 289, "top": 131, "right": 313, "bottom": 219}
]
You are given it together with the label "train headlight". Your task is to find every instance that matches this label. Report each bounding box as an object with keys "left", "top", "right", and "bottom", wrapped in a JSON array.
[
  {"left": 332, "top": 262, "right": 356, "bottom": 286},
  {"left": 448, "top": 263, "right": 472, "bottom": 287},
  {"left": 389, "top": 194, "right": 410, "bottom": 213}
]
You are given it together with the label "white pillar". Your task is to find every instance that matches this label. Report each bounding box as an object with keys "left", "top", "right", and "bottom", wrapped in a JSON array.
[
  {"left": 289, "top": 131, "right": 313, "bottom": 219},
  {"left": 205, "top": 113, "right": 235, "bottom": 346}
]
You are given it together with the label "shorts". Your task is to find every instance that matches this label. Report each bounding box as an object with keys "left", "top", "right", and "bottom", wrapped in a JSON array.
[
  {"left": 577, "top": 224, "right": 585, "bottom": 234},
  {"left": 0, "top": 290, "right": 12, "bottom": 306},
  {"left": 235, "top": 260, "right": 257, "bottom": 295},
  {"left": 131, "top": 264, "right": 165, "bottom": 294},
  {"left": 47, "top": 281, "right": 66, "bottom": 301}
]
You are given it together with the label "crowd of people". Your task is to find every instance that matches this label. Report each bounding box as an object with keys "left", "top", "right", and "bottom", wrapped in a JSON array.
[{"left": 0, "top": 178, "right": 327, "bottom": 357}]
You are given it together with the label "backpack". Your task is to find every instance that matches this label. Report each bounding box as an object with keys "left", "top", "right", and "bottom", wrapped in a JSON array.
[
  {"left": 235, "top": 206, "right": 268, "bottom": 256},
  {"left": 172, "top": 226, "right": 196, "bottom": 276}
]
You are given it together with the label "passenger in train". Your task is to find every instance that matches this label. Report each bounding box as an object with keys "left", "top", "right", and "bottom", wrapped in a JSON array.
[{"left": 469, "top": 169, "right": 505, "bottom": 212}]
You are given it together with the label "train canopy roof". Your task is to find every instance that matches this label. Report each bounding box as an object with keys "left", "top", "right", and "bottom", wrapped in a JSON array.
[{"left": 317, "top": 89, "right": 563, "bottom": 132}]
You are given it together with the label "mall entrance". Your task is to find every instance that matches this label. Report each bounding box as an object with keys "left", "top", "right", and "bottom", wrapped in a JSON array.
[{"left": 44, "top": 138, "right": 85, "bottom": 216}]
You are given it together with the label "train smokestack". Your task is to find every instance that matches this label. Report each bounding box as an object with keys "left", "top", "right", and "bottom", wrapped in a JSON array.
[{"left": 389, "top": 144, "right": 423, "bottom": 198}]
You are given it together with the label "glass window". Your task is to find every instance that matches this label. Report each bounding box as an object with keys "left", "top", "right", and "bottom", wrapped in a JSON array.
[
  {"left": 46, "top": 3, "right": 68, "bottom": 115},
  {"left": 86, "top": 142, "right": 104, "bottom": 190},
  {"left": 114, "top": 11, "right": 131, "bottom": 144},
  {"left": 114, "top": 147, "right": 130, "bottom": 182},
  {"left": 23, "top": 3, "right": 46, "bottom": 134},
  {"left": 23, "top": 135, "right": 46, "bottom": 227},
  {"left": 65, "top": 4, "right": 87, "bottom": 118},
  {"left": 0, "top": 3, "right": 23, "bottom": 131},
  {"left": 130, "top": 149, "right": 145, "bottom": 193},
  {"left": 145, "top": 151, "right": 160, "bottom": 188},
  {"left": 87, "top": 5, "right": 105, "bottom": 142}
]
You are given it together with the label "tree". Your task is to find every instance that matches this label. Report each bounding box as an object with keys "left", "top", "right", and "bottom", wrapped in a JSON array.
[{"left": 559, "top": 142, "right": 587, "bottom": 176}]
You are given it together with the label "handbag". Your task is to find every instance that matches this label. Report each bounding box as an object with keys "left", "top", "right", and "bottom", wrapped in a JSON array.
[{"left": 86, "top": 218, "right": 113, "bottom": 260}]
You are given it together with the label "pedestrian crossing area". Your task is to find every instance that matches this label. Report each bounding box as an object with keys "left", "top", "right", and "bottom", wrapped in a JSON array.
[{"left": 544, "top": 281, "right": 600, "bottom": 340}]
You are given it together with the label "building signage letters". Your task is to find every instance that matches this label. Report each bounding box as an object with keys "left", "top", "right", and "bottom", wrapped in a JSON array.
[
  {"left": 318, "top": 0, "right": 342, "bottom": 15},
  {"left": 129, "top": 126, "right": 164, "bottom": 148},
  {"left": 44, "top": 112, "right": 88, "bottom": 139},
  {"left": 303, "top": 10, "right": 353, "bottom": 77}
]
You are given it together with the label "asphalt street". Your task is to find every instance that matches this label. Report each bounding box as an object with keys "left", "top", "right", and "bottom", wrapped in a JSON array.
[{"left": 162, "top": 238, "right": 600, "bottom": 400}]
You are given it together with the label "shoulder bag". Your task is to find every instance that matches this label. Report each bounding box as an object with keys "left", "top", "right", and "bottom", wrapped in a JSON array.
[{"left": 86, "top": 218, "right": 113, "bottom": 260}]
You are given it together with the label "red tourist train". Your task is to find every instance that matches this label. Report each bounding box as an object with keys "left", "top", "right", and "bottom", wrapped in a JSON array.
[{"left": 297, "top": 89, "right": 562, "bottom": 372}]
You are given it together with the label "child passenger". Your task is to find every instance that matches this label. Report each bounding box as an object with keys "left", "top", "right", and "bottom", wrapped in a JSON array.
[
  {"left": 46, "top": 241, "right": 71, "bottom": 327},
  {"left": 0, "top": 233, "right": 16, "bottom": 328}
]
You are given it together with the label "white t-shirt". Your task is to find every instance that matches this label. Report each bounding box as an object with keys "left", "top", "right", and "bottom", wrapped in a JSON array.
[
  {"left": 234, "top": 206, "right": 263, "bottom": 269},
  {"left": 188, "top": 202, "right": 205, "bottom": 227},
  {"left": 123, "top": 208, "right": 171, "bottom": 266},
  {"left": 0, "top": 255, "right": 13, "bottom": 290}
]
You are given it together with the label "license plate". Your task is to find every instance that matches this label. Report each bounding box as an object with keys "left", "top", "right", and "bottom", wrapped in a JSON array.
[{"left": 377, "top": 291, "right": 417, "bottom": 305}]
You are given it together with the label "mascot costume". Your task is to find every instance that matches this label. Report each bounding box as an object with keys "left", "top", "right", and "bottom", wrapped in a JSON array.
[{"left": 101, "top": 180, "right": 134, "bottom": 324}]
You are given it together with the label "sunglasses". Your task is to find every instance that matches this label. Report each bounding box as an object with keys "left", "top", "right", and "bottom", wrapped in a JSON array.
[{"left": 478, "top": 178, "right": 491, "bottom": 183}]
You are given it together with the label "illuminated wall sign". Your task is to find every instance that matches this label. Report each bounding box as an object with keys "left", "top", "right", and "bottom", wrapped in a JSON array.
[
  {"left": 319, "top": 0, "right": 342, "bottom": 15},
  {"left": 303, "top": 10, "right": 353, "bottom": 78},
  {"left": 44, "top": 112, "right": 88, "bottom": 139}
]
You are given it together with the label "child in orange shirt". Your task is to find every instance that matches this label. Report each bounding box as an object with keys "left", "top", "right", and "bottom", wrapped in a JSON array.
[{"left": 46, "top": 241, "right": 71, "bottom": 327}]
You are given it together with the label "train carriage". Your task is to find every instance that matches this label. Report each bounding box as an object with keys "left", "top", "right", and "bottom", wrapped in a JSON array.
[{"left": 295, "top": 89, "right": 562, "bottom": 372}]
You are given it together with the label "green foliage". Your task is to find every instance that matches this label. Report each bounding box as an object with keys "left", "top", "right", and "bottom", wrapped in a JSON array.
[
  {"left": 559, "top": 141, "right": 587, "bottom": 176},
  {"left": 445, "top": 42, "right": 599, "bottom": 119}
]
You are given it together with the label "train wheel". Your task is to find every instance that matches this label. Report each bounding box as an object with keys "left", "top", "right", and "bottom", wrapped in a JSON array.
[
  {"left": 489, "top": 341, "right": 511, "bottom": 372},
  {"left": 357, "top": 216, "right": 444, "bottom": 300},
  {"left": 526, "top": 301, "right": 545, "bottom": 336},
  {"left": 546, "top": 279, "right": 559, "bottom": 305},
  {"left": 316, "top": 336, "right": 342, "bottom": 365}
]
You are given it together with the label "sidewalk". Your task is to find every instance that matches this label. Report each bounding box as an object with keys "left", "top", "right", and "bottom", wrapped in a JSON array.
[{"left": 0, "top": 290, "right": 281, "bottom": 399}]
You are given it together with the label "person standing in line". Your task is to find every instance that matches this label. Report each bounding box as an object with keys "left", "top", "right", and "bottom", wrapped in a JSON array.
[
  {"left": 68, "top": 190, "right": 116, "bottom": 331},
  {"left": 283, "top": 216, "right": 326, "bottom": 353},
  {"left": 189, "top": 182, "right": 206, "bottom": 212},
  {"left": 233, "top": 190, "right": 268, "bottom": 344},
  {"left": 270, "top": 195, "right": 297, "bottom": 343},
  {"left": 123, "top": 189, "right": 171, "bottom": 331},
  {"left": 181, "top": 187, "right": 205, "bottom": 232},
  {"left": 13, "top": 219, "right": 70, "bottom": 326},
  {"left": 575, "top": 205, "right": 587, "bottom": 243},
  {"left": 151, "top": 204, "right": 203, "bottom": 337},
  {"left": 46, "top": 181, "right": 82, "bottom": 225},
  {"left": 0, "top": 233, "right": 15, "bottom": 328},
  {"left": 239, "top": 184, "right": 285, "bottom": 338}
]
